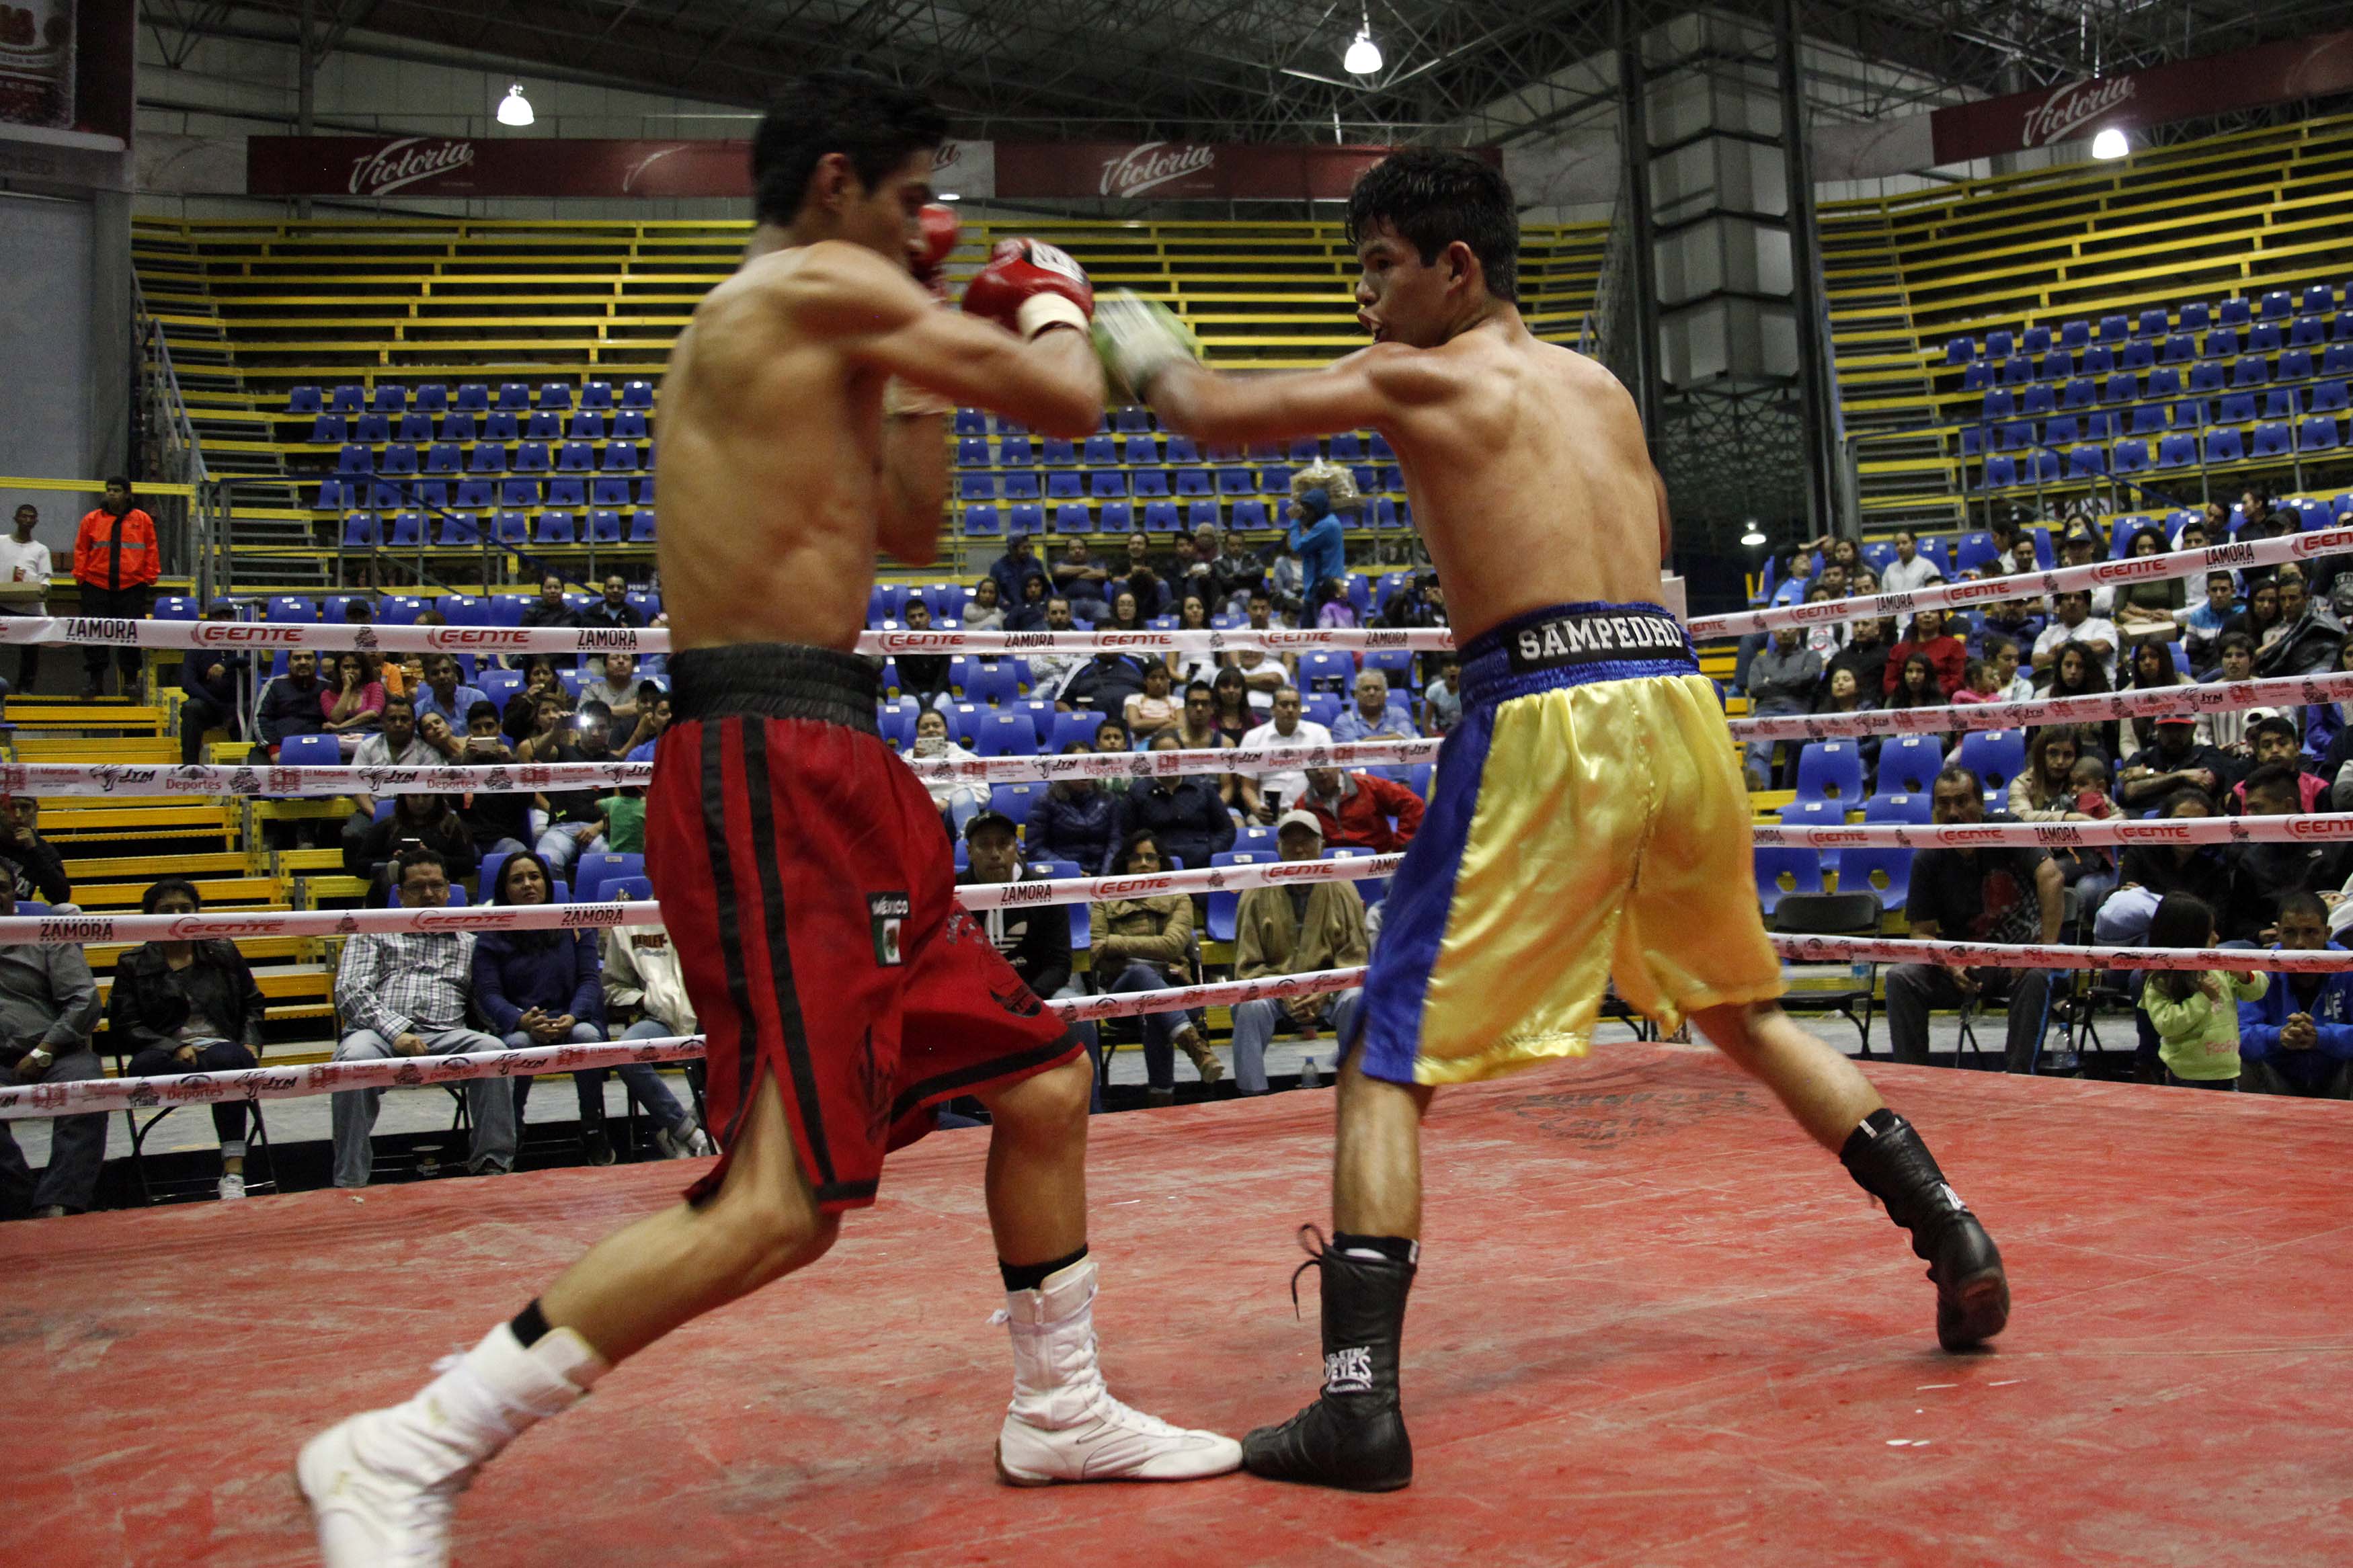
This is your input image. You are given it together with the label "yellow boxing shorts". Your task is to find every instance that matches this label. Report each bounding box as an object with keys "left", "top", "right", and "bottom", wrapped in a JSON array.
[{"left": 1351, "top": 600, "right": 1784, "bottom": 1086}]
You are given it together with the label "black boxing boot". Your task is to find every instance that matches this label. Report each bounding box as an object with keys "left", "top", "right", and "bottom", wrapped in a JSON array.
[
  {"left": 1840, "top": 1108, "right": 2009, "bottom": 1351},
  {"left": 1241, "top": 1229, "right": 1415, "bottom": 1492}
]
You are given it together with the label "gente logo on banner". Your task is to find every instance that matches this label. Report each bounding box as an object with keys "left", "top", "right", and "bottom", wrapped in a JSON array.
[
  {"left": 1100, "top": 142, "right": 1216, "bottom": 199},
  {"left": 348, "top": 137, "right": 478, "bottom": 197}
]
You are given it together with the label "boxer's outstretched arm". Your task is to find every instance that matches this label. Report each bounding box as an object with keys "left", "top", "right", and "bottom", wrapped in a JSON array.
[
  {"left": 1140, "top": 347, "right": 1443, "bottom": 445},
  {"left": 795, "top": 243, "right": 1103, "bottom": 438}
]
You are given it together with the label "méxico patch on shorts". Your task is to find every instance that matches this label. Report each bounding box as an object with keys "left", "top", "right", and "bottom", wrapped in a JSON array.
[{"left": 868, "top": 893, "right": 910, "bottom": 966}]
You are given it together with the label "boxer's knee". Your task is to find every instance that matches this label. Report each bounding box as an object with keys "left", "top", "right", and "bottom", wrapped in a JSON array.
[
  {"left": 705, "top": 1180, "right": 839, "bottom": 1289},
  {"left": 984, "top": 1052, "right": 1092, "bottom": 1145}
]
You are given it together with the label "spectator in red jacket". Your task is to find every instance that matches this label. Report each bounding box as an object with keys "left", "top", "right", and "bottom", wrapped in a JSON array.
[
  {"left": 1296, "top": 766, "right": 1424, "bottom": 855},
  {"left": 1884, "top": 606, "right": 1966, "bottom": 701},
  {"left": 72, "top": 478, "right": 159, "bottom": 699}
]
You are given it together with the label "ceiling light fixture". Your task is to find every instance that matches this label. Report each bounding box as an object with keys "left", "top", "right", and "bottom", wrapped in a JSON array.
[
  {"left": 1343, "top": 7, "right": 1382, "bottom": 76},
  {"left": 1741, "top": 520, "right": 1767, "bottom": 547},
  {"left": 496, "top": 84, "right": 535, "bottom": 128},
  {"left": 2091, "top": 126, "right": 2128, "bottom": 160},
  {"left": 937, "top": 192, "right": 961, "bottom": 202}
]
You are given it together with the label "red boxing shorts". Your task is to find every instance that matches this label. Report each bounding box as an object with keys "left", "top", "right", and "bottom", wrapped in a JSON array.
[{"left": 647, "top": 644, "right": 1083, "bottom": 1213}]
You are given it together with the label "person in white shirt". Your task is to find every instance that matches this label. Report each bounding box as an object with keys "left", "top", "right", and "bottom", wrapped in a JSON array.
[
  {"left": 1987, "top": 636, "right": 2035, "bottom": 703},
  {"left": 1238, "top": 686, "right": 1332, "bottom": 823},
  {"left": 903, "top": 706, "right": 990, "bottom": 833},
  {"left": 1023, "top": 597, "right": 1089, "bottom": 703},
  {"left": 0, "top": 504, "right": 51, "bottom": 694},
  {"left": 2031, "top": 589, "right": 2120, "bottom": 683},
  {"left": 1878, "top": 530, "right": 1944, "bottom": 595},
  {"left": 598, "top": 909, "right": 717, "bottom": 1160}
]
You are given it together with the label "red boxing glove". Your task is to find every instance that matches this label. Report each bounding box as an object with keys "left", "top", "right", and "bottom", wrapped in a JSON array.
[
  {"left": 911, "top": 204, "right": 961, "bottom": 296},
  {"left": 961, "top": 239, "right": 1094, "bottom": 340}
]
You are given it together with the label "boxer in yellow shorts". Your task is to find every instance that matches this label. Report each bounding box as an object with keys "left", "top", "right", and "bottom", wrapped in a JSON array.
[{"left": 1098, "top": 146, "right": 2011, "bottom": 1495}]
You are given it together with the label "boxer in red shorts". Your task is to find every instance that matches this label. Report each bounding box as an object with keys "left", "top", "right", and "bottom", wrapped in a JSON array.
[{"left": 302, "top": 71, "right": 1238, "bottom": 1566}]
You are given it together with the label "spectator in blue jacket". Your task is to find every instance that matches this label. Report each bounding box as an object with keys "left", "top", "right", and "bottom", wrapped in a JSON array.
[
  {"left": 1328, "top": 667, "right": 1419, "bottom": 783},
  {"left": 1025, "top": 747, "right": 1123, "bottom": 874},
  {"left": 1288, "top": 486, "right": 1347, "bottom": 621},
  {"left": 1122, "top": 732, "right": 1236, "bottom": 870},
  {"left": 2236, "top": 891, "right": 2353, "bottom": 1099},
  {"left": 180, "top": 602, "right": 249, "bottom": 765},
  {"left": 473, "top": 850, "right": 694, "bottom": 1165},
  {"left": 988, "top": 533, "right": 1049, "bottom": 613}
]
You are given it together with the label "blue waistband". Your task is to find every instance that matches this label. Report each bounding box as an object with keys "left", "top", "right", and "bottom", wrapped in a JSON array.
[{"left": 1458, "top": 600, "right": 1698, "bottom": 708}]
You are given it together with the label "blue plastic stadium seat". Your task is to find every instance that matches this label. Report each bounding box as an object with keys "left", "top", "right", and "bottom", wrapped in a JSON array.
[
  {"left": 1142, "top": 501, "right": 1180, "bottom": 532},
  {"left": 1097, "top": 502, "right": 1133, "bottom": 533},
  {"left": 2066, "top": 444, "right": 2107, "bottom": 478},
  {"left": 1980, "top": 454, "right": 2018, "bottom": 489},
  {"left": 341, "top": 512, "right": 380, "bottom": 547},
  {"left": 629, "top": 509, "right": 658, "bottom": 542},
  {"left": 1051, "top": 503, "right": 1090, "bottom": 534},
  {"left": 1793, "top": 741, "right": 1865, "bottom": 804},
  {"left": 2022, "top": 385, "right": 2055, "bottom": 416},
  {"left": 2112, "top": 439, "right": 2151, "bottom": 474},
  {"left": 1752, "top": 848, "right": 1822, "bottom": 916},
  {"left": 2204, "top": 428, "right": 2245, "bottom": 464},
  {"left": 1955, "top": 729, "right": 2026, "bottom": 790},
  {"left": 620, "top": 380, "right": 655, "bottom": 409},
  {"left": 2219, "top": 299, "right": 2250, "bottom": 328}
]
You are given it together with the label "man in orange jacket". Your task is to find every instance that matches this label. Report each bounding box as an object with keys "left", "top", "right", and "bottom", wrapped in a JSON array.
[
  {"left": 73, "top": 477, "right": 158, "bottom": 698},
  {"left": 1297, "top": 765, "right": 1425, "bottom": 856}
]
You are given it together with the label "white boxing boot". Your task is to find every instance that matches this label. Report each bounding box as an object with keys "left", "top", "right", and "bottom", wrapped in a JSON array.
[
  {"left": 994, "top": 1256, "right": 1242, "bottom": 1485},
  {"left": 298, "top": 1321, "right": 607, "bottom": 1566}
]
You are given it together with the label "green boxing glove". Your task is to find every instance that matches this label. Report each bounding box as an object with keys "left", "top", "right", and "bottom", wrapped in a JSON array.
[{"left": 1092, "top": 289, "right": 1201, "bottom": 401}]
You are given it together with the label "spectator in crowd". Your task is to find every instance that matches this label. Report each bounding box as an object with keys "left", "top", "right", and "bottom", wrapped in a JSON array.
[
  {"left": 348, "top": 790, "right": 479, "bottom": 893},
  {"left": 1885, "top": 766, "right": 2063, "bottom": 1073},
  {"left": 2120, "top": 639, "right": 2196, "bottom": 753},
  {"left": 500, "top": 659, "right": 563, "bottom": 744},
  {"left": 908, "top": 707, "right": 988, "bottom": 833},
  {"left": 2111, "top": 526, "right": 2188, "bottom": 642},
  {"left": 1983, "top": 637, "right": 2033, "bottom": 704},
  {"left": 0, "top": 796, "right": 69, "bottom": 908},
  {"left": 950, "top": 811, "right": 1092, "bottom": 1100},
  {"left": 2226, "top": 577, "right": 2283, "bottom": 653},
  {"left": 1168, "top": 596, "right": 1220, "bottom": 689},
  {"left": 1330, "top": 669, "right": 1419, "bottom": 782},
  {"left": 963, "top": 576, "right": 1006, "bottom": 631},
  {"left": 2056, "top": 524, "right": 2115, "bottom": 610},
  {"left": 1060, "top": 650, "right": 1153, "bottom": 717},
  {"left": 2009, "top": 727, "right": 2100, "bottom": 821},
  {"left": 1422, "top": 654, "right": 1463, "bottom": 735},
  {"left": 458, "top": 702, "right": 533, "bottom": 860},
  {"left": 1879, "top": 530, "right": 1944, "bottom": 594},
  {"left": 598, "top": 899, "right": 719, "bottom": 1157},
  {"left": 1209, "top": 665, "right": 1258, "bottom": 747},
  {"left": 1019, "top": 596, "right": 1086, "bottom": 699},
  {"left": 1241, "top": 686, "right": 1334, "bottom": 823},
  {"left": 2141, "top": 892, "right": 2264, "bottom": 1089},
  {"left": 477, "top": 849, "right": 659, "bottom": 1165},
  {"left": 1297, "top": 765, "right": 1424, "bottom": 855},
  {"left": 412, "top": 654, "right": 489, "bottom": 733},
  {"left": 1123, "top": 732, "right": 1236, "bottom": 870},
  {"left": 2235, "top": 891, "right": 2353, "bottom": 1099},
  {"left": 2002, "top": 534, "right": 2039, "bottom": 577},
  {"left": 1026, "top": 746, "right": 1122, "bottom": 874},
  {"left": 2201, "top": 634, "right": 2270, "bottom": 758},
  {"left": 988, "top": 532, "right": 1048, "bottom": 612},
  {"left": 1380, "top": 574, "right": 1445, "bottom": 632},
  {"left": 2043, "top": 640, "right": 2120, "bottom": 761},
  {"left": 1002, "top": 573, "right": 1051, "bottom": 632},
  {"left": 1812, "top": 671, "right": 1875, "bottom": 773},
  {"left": 329, "top": 850, "right": 516, "bottom": 1187},
  {"left": 1742, "top": 626, "right": 1821, "bottom": 788},
  {"left": 2221, "top": 764, "right": 2344, "bottom": 944},
  {"left": 106, "top": 877, "right": 268, "bottom": 1200},
  {"left": 1123, "top": 659, "right": 1181, "bottom": 741},
  {"left": 319, "top": 651, "right": 387, "bottom": 751},
  {"left": 582, "top": 653, "right": 651, "bottom": 731},
  {"left": 0, "top": 901, "right": 103, "bottom": 1219},
  {"left": 1228, "top": 646, "right": 1287, "bottom": 712},
  {"left": 255, "top": 649, "right": 329, "bottom": 761},
  {"left": 1229, "top": 810, "right": 1368, "bottom": 1094},
  {"left": 580, "top": 575, "right": 643, "bottom": 632},
  {"left": 533, "top": 701, "right": 614, "bottom": 872},
  {"left": 1166, "top": 677, "right": 1237, "bottom": 782},
  {"left": 1821, "top": 614, "right": 1890, "bottom": 705},
  {"left": 1797, "top": 585, "right": 1845, "bottom": 663},
  {"left": 340, "top": 694, "right": 436, "bottom": 858},
  {"left": 2256, "top": 569, "right": 2345, "bottom": 679},
  {"left": 1950, "top": 658, "right": 2003, "bottom": 707},
  {"left": 2229, "top": 716, "right": 2326, "bottom": 813},
  {"left": 1287, "top": 487, "right": 1347, "bottom": 618},
  {"left": 72, "top": 477, "right": 157, "bottom": 699},
  {"left": 1090, "top": 716, "right": 1133, "bottom": 776},
  {"left": 514, "top": 692, "right": 573, "bottom": 764},
  {"left": 1885, "top": 653, "right": 1946, "bottom": 716},
  {"left": 2299, "top": 634, "right": 2353, "bottom": 762},
  {"left": 1114, "top": 534, "right": 1166, "bottom": 620},
  {"left": 1975, "top": 597, "right": 2045, "bottom": 657},
  {"left": 1886, "top": 608, "right": 1966, "bottom": 700},
  {"left": 614, "top": 690, "right": 670, "bottom": 762},
  {"left": 889, "top": 599, "right": 955, "bottom": 710},
  {"left": 1242, "top": 586, "right": 1291, "bottom": 636},
  {"left": 2094, "top": 789, "right": 2229, "bottom": 946},
  {"left": 2118, "top": 716, "right": 2229, "bottom": 813},
  {"left": 0, "top": 502, "right": 47, "bottom": 694},
  {"left": 518, "top": 575, "right": 576, "bottom": 633},
  {"left": 1103, "top": 588, "right": 1151, "bottom": 635},
  {"left": 1314, "top": 577, "right": 1358, "bottom": 630},
  {"left": 1194, "top": 522, "right": 1257, "bottom": 614},
  {"left": 177, "top": 602, "right": 248, "bottom": 766},
  {"left": 2033, "top": 591, "right": 2119, "bottom": 683},
  {"left": 1051, "top": 537, "right": 1111, "bottom": 622},
  {"left": 2178, "top": 571, "right": 2240, "bottom": 671},
  {"left": 1091, "top": 831, "right": 1220, "bottom": 1105}
]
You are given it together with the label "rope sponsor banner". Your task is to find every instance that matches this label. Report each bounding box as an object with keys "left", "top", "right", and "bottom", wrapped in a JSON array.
[
  {"left": 0, "top": 616, "right": 1455, "bottom": 659},
  {"left": 0, "top": 968, "right": 1365, "bottom": 1120},
  {"left": 1726, "top": 669, "right": 2353, "bottom": 742},
  {"left": 0, "top": 856, "right": 1402, "bottom": 946},
  {"left": 898, "top": 736, "right": 1439, "bottom": 785},
  {"left": 1753, "top": 815, "right": 2353, "bottom": 851},
  {"left": 1771, "top": 934, "right": 2353, "bottom": 974},
  {"left": 1687, "top": 526, "right": 2353, "bottom": 641}
]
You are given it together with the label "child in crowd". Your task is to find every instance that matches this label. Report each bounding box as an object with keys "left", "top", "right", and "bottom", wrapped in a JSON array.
[
  {"left": 2069, "top": 754, "right": 2118, "bottom": 820},
  {"left": 1951, "top": 658, "right": 2003, "bottom": 706},
  {"left": 2140, "top": 892, "right": 2266, "bottom": 1089}
]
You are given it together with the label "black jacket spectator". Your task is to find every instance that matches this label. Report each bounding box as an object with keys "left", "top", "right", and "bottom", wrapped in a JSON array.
[
  {"left": 957, "top": 867, "right": 1072, "bottom": 1002},
  {"left": 256, "top": 661, "right": 328, "bottom": 754},
  {"left": 1060, "top": 654, "right": 1154, "bottom": 716},
  {"left": 348, "top": 798, "right": 481, "bottom": 891},
  {"left": 1824, "top": 630, "right": 1890, "bottom": 706},
  {"left": 580, "top": 597, "right": 643, "bottom": 632},
  {"left": 988, "top": 544, "right": 1049, "bottom": 612},
  {"left": 2116, "top": 841, "right": 2231, "bottom": 907},
  {"left": 2256, "top": 602, "right": 2346, "bottom": 680},
  {"left": 2118, "top": 729, "right": 2230, "bottom": 812},
  {"left": 105, "top": 939, "right": 268, "bottom": 1059},
  {"left": 179, "top": 644, "right": 249, "bottom": 766},
  {"left": 1122, "top": 774, "right": 1236, "bottom": 871},
  {"left": 518, "top": 594, "right": 577, "bottom": 632},
  {"left": 2222, "top": 843, "right": 2346, "bottom": 944},
  {"left": 0, "top": 805, "right": 69, "bottom": 907}
]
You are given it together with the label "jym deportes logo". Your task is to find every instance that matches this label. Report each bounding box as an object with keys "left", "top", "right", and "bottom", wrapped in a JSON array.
[{"left": 869, "top": 893, "right": 910, "bottom": 966}]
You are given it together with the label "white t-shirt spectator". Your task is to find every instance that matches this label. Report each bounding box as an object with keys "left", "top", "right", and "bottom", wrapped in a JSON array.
[
  {"left": 1880, "top": 553, "right": 1943, "bottom": 595},
  {"left": 1238, "top": 718, "right": 1332, "bottom": 815},
  {"left": 0, "top": 536, "right": 50, "bottom": 610},
  {"left": 2032, "top": 614, "right": 2120, "bottom": 682}
]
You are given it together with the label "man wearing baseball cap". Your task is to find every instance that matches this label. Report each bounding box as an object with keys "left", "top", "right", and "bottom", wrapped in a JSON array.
[
  {"left": 1226, "top": 810, "right": 1369, "bottom": 1094},
  {"left": 957, "top": 811, "right": 1096, "bottom": 1102},
  {"left": 2118, "top": 714, "right": 2228, "bottom": 813}
]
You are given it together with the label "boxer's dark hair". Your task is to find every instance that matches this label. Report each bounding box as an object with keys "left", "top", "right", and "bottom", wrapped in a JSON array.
[
  {"left": 1347, "top": 148, "right": 1519, "bottom": 303},
  {"left": 753, "top": 69, "right": 947, "bottom": 226}
]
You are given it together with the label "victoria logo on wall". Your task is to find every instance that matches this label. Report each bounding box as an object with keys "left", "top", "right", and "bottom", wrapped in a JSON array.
[
  {"left": 348, "top": 137, "right": 478, "bottom": 197},
  {"left": 1099, "top": 142, "right": 1218, "bottom": 199}
]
